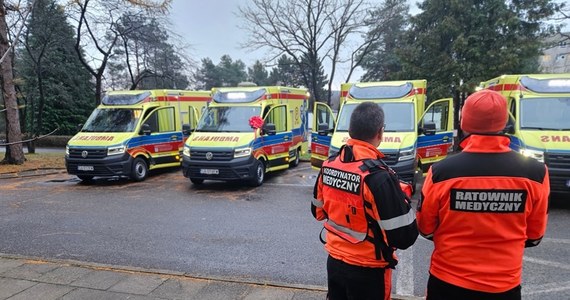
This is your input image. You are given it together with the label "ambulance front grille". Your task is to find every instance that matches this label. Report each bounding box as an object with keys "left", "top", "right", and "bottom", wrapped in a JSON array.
[
  {"left": 545, "top": 152, "right": 570, "bottom": 169},
  {"left": 381, "top": 150, "right": 398, "bottom": 166},
  {"left": 68, "top": 148, "right": 107, "bottom": 159},
  {"left": 190, "top": 150, "right": 233, "bottom": 161}
]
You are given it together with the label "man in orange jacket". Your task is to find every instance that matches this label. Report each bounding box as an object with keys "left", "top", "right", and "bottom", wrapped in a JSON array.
[
  {"left": 312, "top": 102, "right": 418, "bottom": 300},
  {"left": 417, "top": 90, "right": 550, "bottom": 300}
]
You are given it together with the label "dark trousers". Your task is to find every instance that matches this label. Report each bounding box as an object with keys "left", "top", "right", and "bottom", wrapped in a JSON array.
[
  {"left": 427, "top": 274, "right": 521, "bottom": 300},
  {"left": 327, "top": 255, "right": 391, "bottom": 300}
]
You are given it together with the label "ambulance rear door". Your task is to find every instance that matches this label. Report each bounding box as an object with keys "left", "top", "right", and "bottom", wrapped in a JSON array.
[
  {"left": 417, "top": 98, "right": 454, "bottom": 170},
  {"left": 311, "top": 102, "right": 335, "bottom": 169}
]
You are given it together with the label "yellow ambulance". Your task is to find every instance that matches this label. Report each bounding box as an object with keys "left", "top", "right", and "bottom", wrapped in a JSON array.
[
  {"left": 181, "top": 85, "right": 309, "bottom": 186},
  {"left": 312, "top": 80, "right": 454, "bottom": 192},
  {"left": 65, "top": 89, "right": 211, "bottom": 182},
  {"left": 479, "top": 74, "right": 570, "bottom": 194}
]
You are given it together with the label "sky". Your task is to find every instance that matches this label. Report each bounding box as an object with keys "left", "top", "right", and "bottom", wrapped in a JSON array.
[
  {"left": 169, "top": 0, "right": 263, "bottom": 70},
  {"left": 168, "top": 1, "right": 419, "bottom": 89}
]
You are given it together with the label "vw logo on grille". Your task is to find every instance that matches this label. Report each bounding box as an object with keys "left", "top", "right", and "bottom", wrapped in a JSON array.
[
  {"left": 205, "top": 152, "right": 213, "bottom": 160},
  {"left": 81, "top": 150, "right": 88, "bottom": 158}
]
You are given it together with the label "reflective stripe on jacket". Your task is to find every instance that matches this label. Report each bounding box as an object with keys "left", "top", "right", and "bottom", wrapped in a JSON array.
[{"left": 417, "top": 134, "right": 549, "bottom": 293}]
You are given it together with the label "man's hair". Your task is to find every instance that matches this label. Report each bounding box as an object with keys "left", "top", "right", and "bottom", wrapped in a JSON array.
[{"left": 349, "top": 102, "right": 384, "bottom": 141}]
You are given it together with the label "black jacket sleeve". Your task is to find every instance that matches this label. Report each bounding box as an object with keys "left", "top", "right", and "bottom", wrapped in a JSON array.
[{"left": 365, "top": 171, "right": 419, "bottom": 249}]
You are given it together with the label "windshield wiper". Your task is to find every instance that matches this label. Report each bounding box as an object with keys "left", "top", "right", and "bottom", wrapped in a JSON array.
[{"left": 520, "top": 126, "right": 558, "bottom": 130}]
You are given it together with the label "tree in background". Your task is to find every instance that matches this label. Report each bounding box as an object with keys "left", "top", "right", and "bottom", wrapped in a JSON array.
[
  {"left": 239, "top": 0, "right": 373, "bottom": 107},
  {"left": 247, "top": 60, "right": 269, "bottom": 86},
  {"left": 108, "top": 14, "right": 189, "bottom": 90},
  {"left": 359, "top": 0, "right": 409, "bottom": 81},
  {"left": 193, "top": 55, "right": 247, "bottom": 90},
  {"left": 17, "top": 0, "right": 95, "bottom": 141},
  {"left": 0, "top": 0, "right": 24, "bottom": 164},
  {"left": 267, "top": 55, "right": 304, "bottom": 87},
  {"left": 193, "top": 57, "right": 220, "bottom": 90},
  {"left": 68, "top": 0, "right": 171, "bottom": 105},
  {"left": 397, "top": 0, "right": 559, "bottom": 101}
]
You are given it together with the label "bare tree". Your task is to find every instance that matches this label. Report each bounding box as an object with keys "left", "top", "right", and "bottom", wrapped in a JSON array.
[
  {"left": 0, "top": 0, "right": 32, "bottom": 164},
  {"left": 66, "top": 0, "right": 172, "bottom": 105},
  {"left": 239, "top": 0, "right": 372, "bottom": 106}
]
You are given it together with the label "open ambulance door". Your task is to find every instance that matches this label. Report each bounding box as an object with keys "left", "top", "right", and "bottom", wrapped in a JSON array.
[
  {"left": 182, "top": 106, "right": 200, "bottom": 138},
  {"left": 417, "top": 98, "right": 454, "bottom": 172},
  {"left": 311, "top": 102, "right": 335, "bottom": 169}
]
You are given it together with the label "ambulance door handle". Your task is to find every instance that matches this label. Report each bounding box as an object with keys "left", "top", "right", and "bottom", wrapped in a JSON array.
[
  {"left": 170, "top": 135, "right": 178, "bottom": 141},
  {"left": 283, "top": 135, "right": 290, "bottom": 141},
  {"left": 442, "top": 136, "right": 450, "bottom": 142}
]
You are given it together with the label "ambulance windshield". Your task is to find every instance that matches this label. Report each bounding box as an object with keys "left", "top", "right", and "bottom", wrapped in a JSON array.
[
  {"left": 196, "top": 106, "right": 262, "bottom": 132},
  {"left": 82, "top": 108, "right": 142, "bottom": 132},
  {"left": 520, "top": 97, "right": 570, "bottom": 130},
  {"left": 336, "top": 102, "right": 415, "bottom": 132}
]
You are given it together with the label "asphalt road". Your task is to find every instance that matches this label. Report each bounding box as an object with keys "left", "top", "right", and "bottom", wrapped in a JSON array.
[{"left": 0, "top": 163, "right": 569, "bottom": 298}]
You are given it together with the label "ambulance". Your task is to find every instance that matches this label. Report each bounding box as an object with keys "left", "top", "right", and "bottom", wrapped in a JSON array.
[
  {"left": 181, "top": 85, "right": 309, "bottom": 186},
  {"left": 479, "top": 73, "right": 570, "bottom": 194},
  {"left": 312, "top": 80, "right": 454, "bottom": 193},
  {"left": 65, "top": 89, "right": 211, "bottom": 182}
]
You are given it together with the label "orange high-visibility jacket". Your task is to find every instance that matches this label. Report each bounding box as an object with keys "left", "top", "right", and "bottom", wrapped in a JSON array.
[
  {"left": 312, "top": 139, "right": 418, "bottom": 268},
  {"left": 417, "top": 134, "right": 549, "bottom": 293}
]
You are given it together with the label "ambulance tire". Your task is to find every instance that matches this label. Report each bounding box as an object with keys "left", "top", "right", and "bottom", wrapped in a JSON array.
[
  {"left": 130, "top": 157, "right": 148, "bottom": 182},
  {"left": 249, "top": 160, "right": 265, "bottom": 187},
  {"left": 77, "top": 175, "right": 93, "bottom": 182},
  {"left": 190, "top": 178, "right": 204, "bottom": 185},
  {"left": 290, "top": 148, "right": 300, "bottom": 168}
]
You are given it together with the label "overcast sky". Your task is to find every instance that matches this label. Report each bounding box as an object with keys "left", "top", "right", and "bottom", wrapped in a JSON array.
[{"left": 168, "top": 0, "right": 418, "bottom": 87}]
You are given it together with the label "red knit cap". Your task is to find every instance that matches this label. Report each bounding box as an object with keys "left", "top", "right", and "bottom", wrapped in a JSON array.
[{"left": 461, "top": 90, "right": 508, "bottom": 134}]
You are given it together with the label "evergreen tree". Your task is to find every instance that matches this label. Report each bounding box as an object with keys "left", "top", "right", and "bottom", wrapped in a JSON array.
[
  {"left": 268, "top": 55, "right": 304, "bottom": 87},
  {"left": 359, "top": 0, "right": 409, "bottom": 81},
  {"left": 193, "top": 55, "right": 247, "bottom": 89},
  {"left": 17, "top": 0, "right": 95, "bottom": 136},
  {"left": 397, "top": 0, "right": 558, "bottom": 100},
  {"left": 300, "top": 53, "right": 328, "bottom": 103},
  {"left": 247, "top": 60, "right": 269, "bottom": 86},
  {"left": 108, "top": 15, "right": 189, "bottom": 90}
]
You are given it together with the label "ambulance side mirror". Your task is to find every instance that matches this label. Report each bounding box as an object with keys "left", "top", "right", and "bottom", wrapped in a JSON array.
[
  {"left": 317, "top": 123, "right": 331, "bottom": 136},
  {"left": 140, "top": 123, "right": 152, "bottom": 136},
  {"left": 182, "top": 124, "right": 192, "bottom": 136},
  {"left": 504, "top": 124, "right": 515, "bottom": 134},
  {"left": 420, "top": 121, "right": 436, "bottom": 136},
  {"left": 263, "top": 123, "right": 277, "bottom": 135},
  {"left": 77, "top": 123, "right": 83, "bottom": 132}
]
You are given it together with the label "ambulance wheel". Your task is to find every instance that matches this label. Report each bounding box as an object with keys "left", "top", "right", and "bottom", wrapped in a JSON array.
[
  {"left": 290, "top": 148, "right": 300, "bottom": 168},
  {"left": 130, "top": 157, "right": 148, "bottom": 182},
  {"left": 249, "top": 160, "right": 265, "bottom": 187},
  {"left": 190, "top": 178, "right": 204, "bottom": 185},
  {"left": 77, "top": 175, "right": 93, "bottom": 182}
]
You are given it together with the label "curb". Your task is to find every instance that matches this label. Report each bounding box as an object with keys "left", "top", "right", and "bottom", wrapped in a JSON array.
[
  {"left": 0, "top": 253, "right": 327, "bottom": 292},
  {"left": 0, "top": 168, "right": 66, "bottom": 179}
]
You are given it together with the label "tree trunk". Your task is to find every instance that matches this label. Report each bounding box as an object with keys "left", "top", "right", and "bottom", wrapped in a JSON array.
[{"left": 0, "top": 0, "right": 24, "bottom": 164}]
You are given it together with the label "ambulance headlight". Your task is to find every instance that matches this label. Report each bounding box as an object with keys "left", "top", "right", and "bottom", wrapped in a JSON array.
[
  {"left": 520, "top": 149, "right": 544, "bottom": 163},
  {"left": 234, "top": 147, "right": 252, "bottom": 158},
  {"left": 183, "top": 145, "right": 191, "bottom": 157},
  {"left": 398, "top": 148, "right": 416, "bottom": 161},
  {"left": 107, "top": 145, "right": 126, "bottom": 156}
]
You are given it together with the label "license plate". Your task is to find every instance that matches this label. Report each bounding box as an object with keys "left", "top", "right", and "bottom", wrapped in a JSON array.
[
  {"left": 77, "top": 165, "right": 94, "bottom": 171},
  {"left": 200, "top": 168, "right": 219, "bottom": 175}
]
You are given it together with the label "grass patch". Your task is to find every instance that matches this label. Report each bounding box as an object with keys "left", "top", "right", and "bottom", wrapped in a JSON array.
[{"left": 0, "top": 152, "right": 65, "bottom": 173}]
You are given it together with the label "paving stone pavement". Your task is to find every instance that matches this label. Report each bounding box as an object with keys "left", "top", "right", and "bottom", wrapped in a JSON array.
[
  {"left": 0, "top": 255, "right": 330, "bottom": 300},
  {"left": 0, "top": 255, "right": 422, "bottom": 300}
]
